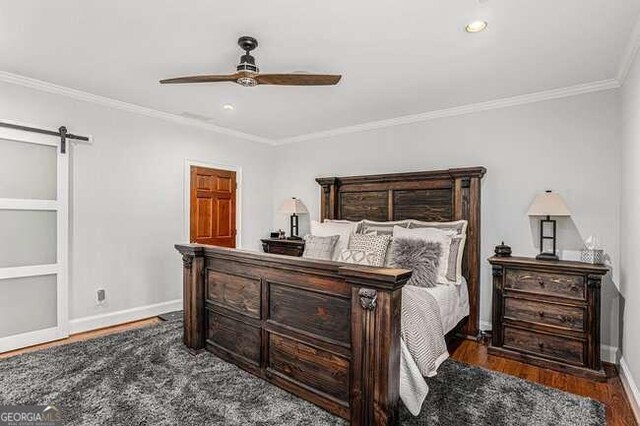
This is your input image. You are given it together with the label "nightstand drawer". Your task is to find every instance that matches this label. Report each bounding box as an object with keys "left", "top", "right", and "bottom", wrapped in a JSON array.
[
  {"left": 503, "top": 326, "right": 584, "bottom": 365},
  {"left": 261, "top": 239, "right": 305, "bottom": 257},
  {"left": 505, "top": 269, "right": 585, "bottom": 300},
  {"left": 504, "top": 297, "right": 585, "bottom": 331},
  {"left": 268, "top": 245, "right": 296, "bottom": 256}
]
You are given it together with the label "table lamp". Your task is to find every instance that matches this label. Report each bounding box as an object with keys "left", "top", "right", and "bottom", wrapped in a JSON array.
[
  {"left": 527, "top": 190, "right": 571, "bottom": 261},
  {"left": 277, "top": 197, "right": 308, "bottom": 240}
]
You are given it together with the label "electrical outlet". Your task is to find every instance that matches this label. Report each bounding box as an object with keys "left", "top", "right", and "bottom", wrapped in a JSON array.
[{"left": 96, "top": 288, "right": 106, "bottom": 305}]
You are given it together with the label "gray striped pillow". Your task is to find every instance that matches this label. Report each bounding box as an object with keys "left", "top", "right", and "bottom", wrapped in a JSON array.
[
  {"left": 302, "top": 235, "right": 340, "bottom": 261},
  {"left": 361, "top": 219, "right": 411, "bottom": 236},
  {"left": 325, "top": 219, "right": 364, "bottom": 234}
]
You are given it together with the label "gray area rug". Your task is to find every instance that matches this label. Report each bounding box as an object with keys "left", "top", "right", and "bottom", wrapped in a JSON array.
[{"left": 0, "top": 320, "right": 604, "bottom": 425}]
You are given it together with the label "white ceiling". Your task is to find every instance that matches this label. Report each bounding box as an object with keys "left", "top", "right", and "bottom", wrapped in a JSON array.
[{"left": 1, "top": 0, "right": 639, "bottom": 142}]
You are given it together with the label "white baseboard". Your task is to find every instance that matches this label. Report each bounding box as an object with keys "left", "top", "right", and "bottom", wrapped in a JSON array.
[
  {"left": 478, "top": 320, "right": 619, "bottom": 364},
  {"left": 619, "top": 357, "right": 640, "bottom": 424},
  {"left": 0, "top": 326, "right": 67, "bottom": 354},
  {"left": 69, "top": 299, "right": 182, "bottom": 335},
  {"left": 480, "top": 320, "right": 493, "bottom": 332},
  {"left": 601, "top": 344, "right": 620, "bottom": 364}
]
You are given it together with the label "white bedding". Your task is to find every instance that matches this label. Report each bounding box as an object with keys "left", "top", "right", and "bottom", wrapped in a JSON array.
[
  {"left": 419, "top": 278, "right": 469, "bottom": 334},
  {"left": 399, "top": 278, "right": 469, "bottom": 416}
]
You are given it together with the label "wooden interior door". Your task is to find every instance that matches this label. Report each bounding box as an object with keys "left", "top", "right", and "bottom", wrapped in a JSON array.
[{"left": 190, "top": 166, "right": 237, "bottom": 248}]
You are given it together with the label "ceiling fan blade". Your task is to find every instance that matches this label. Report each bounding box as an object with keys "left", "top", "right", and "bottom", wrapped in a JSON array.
[
  {"left": 256, "top": 73, "right": 342, "bottom": 86},
  {"left": 159, "top": 73, "right": 239, "bottom": 84}
]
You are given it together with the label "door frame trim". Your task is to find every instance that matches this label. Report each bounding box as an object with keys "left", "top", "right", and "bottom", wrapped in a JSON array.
[{"left": 183, "top": 159, "right": 242, "bottom": 248}]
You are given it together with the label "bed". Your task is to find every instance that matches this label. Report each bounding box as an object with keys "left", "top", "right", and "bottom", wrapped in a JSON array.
[{"left": 175, "top": 166, "right": 486, "bottom": 425}]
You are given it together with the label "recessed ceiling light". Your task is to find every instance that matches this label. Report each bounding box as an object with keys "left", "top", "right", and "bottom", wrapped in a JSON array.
[
  {"left": 223, "top": 103, "right": 235, "bottom": 111},
  {"left": 466, "top": 20, "right": 488, "bottom": 33}
]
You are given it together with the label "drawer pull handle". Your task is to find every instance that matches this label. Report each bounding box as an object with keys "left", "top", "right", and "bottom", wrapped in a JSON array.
[
  {"left": 538, "top": 280, "right": 545, "bottom": 287},
  {"left": 538, "top": 311, "right": 545, "bottom": 318},
  {"left": 570, "top": 286, "right": 579, "bottom": 292},
  {"left": 538, "top": 342, "right": 545, "bottom": 350},
  {"left": 560, "top": 316, "right": 570, "bottom": 323}
]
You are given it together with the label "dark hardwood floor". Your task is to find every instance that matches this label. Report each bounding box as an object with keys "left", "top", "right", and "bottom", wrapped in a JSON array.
[
  {"left": 1, "top": 318, "right": 637, "bottom": 425},
  {"left": 450, "top": 338, "right": 638, "bottom": 426}
]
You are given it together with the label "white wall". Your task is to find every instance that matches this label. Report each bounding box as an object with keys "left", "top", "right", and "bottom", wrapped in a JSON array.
[
  {"left": 0, "top": 78, "right": 626, "bottom": 361},
  {"left": 272, "top": 90, "right": 622, "bottom": 348},
  {"left": 621, "top": 48, "right": 640, "bottom": 402},
  {"left": 0, "top": 82, "right": 275, "bottom": 322}
]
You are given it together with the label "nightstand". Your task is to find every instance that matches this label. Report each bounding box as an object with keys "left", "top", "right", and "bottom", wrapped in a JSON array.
[
  {"left": 488, "top": 256, "right": 608, "bottom": 381},
  {"left": 261, "top": 238, "right": 305, "bottom": 257}
]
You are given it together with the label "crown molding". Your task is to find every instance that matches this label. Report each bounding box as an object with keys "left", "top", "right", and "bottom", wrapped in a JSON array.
[
  {"left": 274, "top": 79, "right": 620, "bottom": 145},
  {"left": 0, "top": 70, "right": 622, "bottom": 147},
  {"left": 617, "top": 12, "right": 640, "bottom": 86},
  {"left": 0, "top": 71, "right": 274, "bottom": 145}
]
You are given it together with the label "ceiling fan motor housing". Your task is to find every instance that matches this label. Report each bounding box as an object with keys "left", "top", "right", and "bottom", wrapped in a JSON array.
[{"left": 236, "top": 53, "right": 259, "bottom": 74}]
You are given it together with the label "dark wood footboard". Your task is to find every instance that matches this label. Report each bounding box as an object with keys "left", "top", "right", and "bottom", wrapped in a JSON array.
[{"left": 176, "top": 244, "right": 411, "bottom": 425}]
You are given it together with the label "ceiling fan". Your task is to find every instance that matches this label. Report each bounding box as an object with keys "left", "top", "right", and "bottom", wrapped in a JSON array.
[{"left": 160, "top": 36, "right": 342, "bottom": 88}]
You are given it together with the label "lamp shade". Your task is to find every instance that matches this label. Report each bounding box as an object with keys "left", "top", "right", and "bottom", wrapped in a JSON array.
[
  {"left": 527, "top": 191, "right": 571, "bottom": 217},
  {"left": 278, "top": 197, "right": 309, "bottom": 215}
]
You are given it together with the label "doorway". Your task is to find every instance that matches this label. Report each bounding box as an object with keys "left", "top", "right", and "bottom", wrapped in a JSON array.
[{"left": 189, "top": 165, "right": 238, "bottom": 248}]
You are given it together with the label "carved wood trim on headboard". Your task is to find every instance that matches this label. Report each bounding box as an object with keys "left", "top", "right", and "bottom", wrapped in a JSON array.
[{"left": 316, "top": 166, "right": 486, "bottom": 338}]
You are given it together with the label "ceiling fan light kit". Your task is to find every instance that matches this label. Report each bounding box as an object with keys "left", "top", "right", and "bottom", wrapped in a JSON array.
[
  {"left": 235, "top": 36, "right": 259, "bottom": 87},
  {"left": 160, "top": 36, "right": 341, "bottom": 88}
]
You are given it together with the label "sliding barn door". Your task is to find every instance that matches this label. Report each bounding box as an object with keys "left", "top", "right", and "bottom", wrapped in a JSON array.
[
  {"left": 0, "top": 126, "right": 68, "bottom": 352},
  {"left": 190, "top": 166, "right": 237, "bottom": 248}
]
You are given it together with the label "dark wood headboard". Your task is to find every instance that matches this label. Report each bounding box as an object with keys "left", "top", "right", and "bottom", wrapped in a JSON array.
[{"left": 316, "top": 166, "right": 486, "bottom": 338}]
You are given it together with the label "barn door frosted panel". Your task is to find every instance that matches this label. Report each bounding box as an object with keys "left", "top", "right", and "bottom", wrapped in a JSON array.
[
  {"left": 0, "top": 127, "right": 68, "bottom": 352},
  {"left": 0, "top": 137, "right": 57, "bottom": 199},
  {"left": 0, "top": 210, "right": 57, "bottom": 268}
]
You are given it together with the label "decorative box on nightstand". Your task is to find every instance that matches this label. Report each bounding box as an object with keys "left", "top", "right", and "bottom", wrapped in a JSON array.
[
  {"left": 261, "top": 238, "right": 305, "bottom": 257},
  {"left": 488, "top": 256, "right": 608, "bottom": 381}
]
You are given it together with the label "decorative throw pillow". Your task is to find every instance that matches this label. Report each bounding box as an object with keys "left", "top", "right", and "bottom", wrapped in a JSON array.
[
  {"left": 325, "top": 219, "right": 364, "bottom": 234},
  {"left": 390, "top": 238, "right": 442, "bottom": 288},
  {"left": 361, "top": 219, "right": 411, "bottom": 236},
  {"left": 337, "top": 249, "right": 377, "bottom": 266},
  {"left": 302, "top": 235, "right": 340, "bottom": 261},
  {"left": 407, "top": 220, "right": 467, "bottom": 285},
  {"left": 348, "top": 233, "right": 392, "bottom": 267},
  {"left": 310, "top": 220, "right": 358, "bottom": 261},
  {"left": 393, "top": 226, "right": 456, "bottom": 284},
  {"left": 445, "top": 236, "right": 466, "bottom": 284},
  {"left": 408, "top": 219, "right": 468, "bottom": 235}
]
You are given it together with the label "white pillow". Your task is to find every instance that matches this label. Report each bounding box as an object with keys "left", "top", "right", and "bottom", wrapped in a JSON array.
[
  {"left": 325, "top": 219, "right": 363, "bottom": 234},
  {"left": 310, "top": 220, "right": 358, "bottom": 261},
  {"left": 392, "top": 226, "right": 457, "bottom": 284}
]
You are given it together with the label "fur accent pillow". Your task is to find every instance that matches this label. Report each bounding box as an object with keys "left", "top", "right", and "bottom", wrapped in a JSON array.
[
  {"left": 390, "top": 238, "right": 442, "bottom": 288},
  {"left": 408, "top": 220, "right": 468, "bottom": 285},
  {"left": 393, "top": 226, "right": 456, "bottom": 284}
]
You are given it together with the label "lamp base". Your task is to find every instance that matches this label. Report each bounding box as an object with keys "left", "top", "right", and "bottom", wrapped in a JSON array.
[
  {"left": 536, "top": 252, "right": 559, "bottom": 261},
  {"left": 287, "top": 236, "right": 303, "bottom": 241}
]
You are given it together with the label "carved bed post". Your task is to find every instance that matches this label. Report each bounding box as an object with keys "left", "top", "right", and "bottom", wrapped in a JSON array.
[
  {"left": 341, "top": 267, "right": 411, "bottom": 426},
  {"left": 316, "top": 177, "right": 339, "bottom": 221},
  {"left": 451, "top": 168, "right": 485, "bottom": 339},
  {"left": 175, "top": 244, "right": 205, "bottom": 353},
  {"left": 464, "top": 175, "right": 482, "bottom": 338}
]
